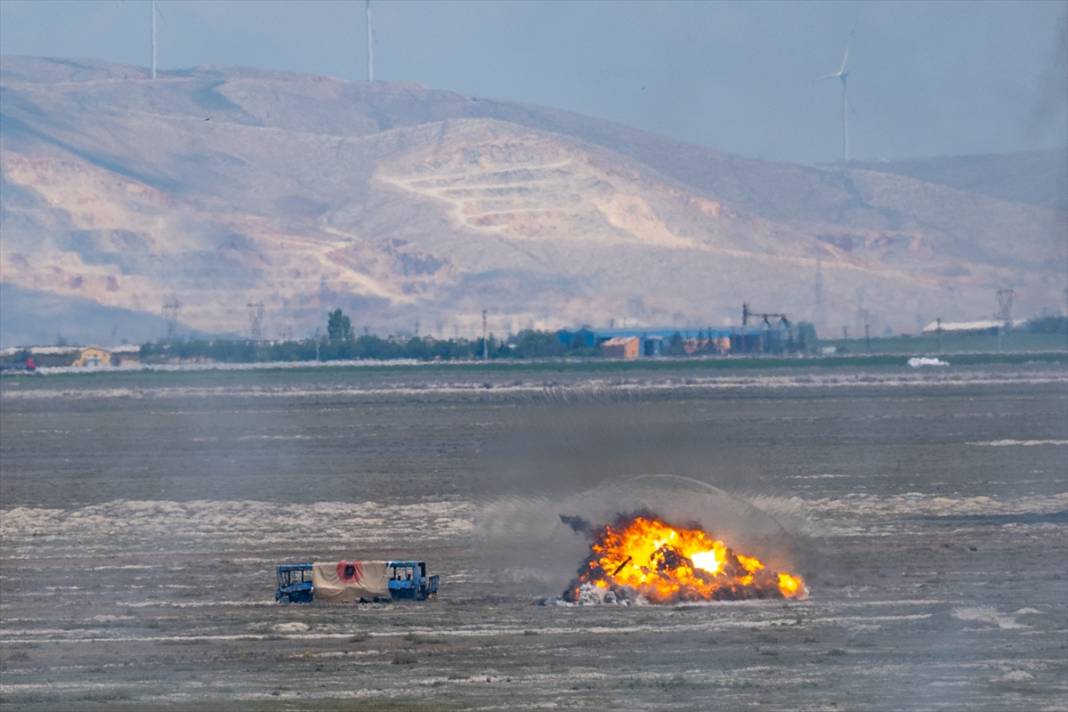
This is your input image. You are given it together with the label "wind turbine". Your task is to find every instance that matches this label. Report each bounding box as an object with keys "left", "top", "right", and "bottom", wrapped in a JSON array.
[
  {"left": 365, "top": 0, "right": 375, "bottom": 81},
  {"left": 817, "top": 31, "right": 854, "bottom": 162},
  {"left": 150, "top": 0, "right": 157, "bottom": 79}
]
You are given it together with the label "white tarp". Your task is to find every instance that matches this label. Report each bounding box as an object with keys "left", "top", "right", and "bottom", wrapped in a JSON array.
[{"left": 311, "top": 560, "right": 390, "bottom": 602}]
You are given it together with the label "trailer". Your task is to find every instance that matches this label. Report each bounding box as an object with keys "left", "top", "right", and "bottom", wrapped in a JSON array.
[{"left": 275, "top": 560, "right": 438, "bottom": 604}]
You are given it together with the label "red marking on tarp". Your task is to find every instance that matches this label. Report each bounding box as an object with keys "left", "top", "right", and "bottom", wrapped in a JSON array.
[{"left": 336, "top": 560, "right": 364, "bottom": 583}]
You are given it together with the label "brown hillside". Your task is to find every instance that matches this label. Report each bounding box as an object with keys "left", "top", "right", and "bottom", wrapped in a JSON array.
[{"left": 1, "top": 57, "right": 1064, "bottom": 343}]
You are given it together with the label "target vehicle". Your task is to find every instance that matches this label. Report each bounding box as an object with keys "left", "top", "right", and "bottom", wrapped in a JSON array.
[{"left": 275, "top": 560, "right": 438, "bottom": 604}]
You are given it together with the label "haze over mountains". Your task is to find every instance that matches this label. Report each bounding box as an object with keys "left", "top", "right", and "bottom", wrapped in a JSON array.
[{"left": 1, "top": 56, "right": 1065, "bottom": 347}]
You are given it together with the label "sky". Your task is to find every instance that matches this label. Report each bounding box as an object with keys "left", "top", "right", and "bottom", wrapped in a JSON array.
[{"left": 1, "top": 0, "right": 1065, "bottom": 165}]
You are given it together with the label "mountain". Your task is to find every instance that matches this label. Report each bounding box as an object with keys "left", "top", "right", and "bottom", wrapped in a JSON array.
[
  {"left": 846, "top": 149, "right": 1068, "bottom": 210},
  {"left": 1, "top": 56, "right": 1065, "bottom": 346},
  {"left": 0, "top": 283, "right": 176, "bottom": 348}
]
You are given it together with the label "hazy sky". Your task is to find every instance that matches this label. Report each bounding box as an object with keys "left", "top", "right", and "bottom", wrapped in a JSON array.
[{"left": 2, "top": 0, "right": 1065, "bottom": 164}]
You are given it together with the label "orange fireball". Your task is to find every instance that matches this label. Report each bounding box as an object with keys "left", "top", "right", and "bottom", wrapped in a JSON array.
[{"left": 564, "top": 513, "right": 806, "bottom": 604}]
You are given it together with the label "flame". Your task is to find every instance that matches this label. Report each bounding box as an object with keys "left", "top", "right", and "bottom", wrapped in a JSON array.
[{"left": 564, "top": 513, "right": 806, "bottom": 604}]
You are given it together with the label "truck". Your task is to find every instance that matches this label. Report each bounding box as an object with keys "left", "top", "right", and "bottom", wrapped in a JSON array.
[{"left": 275, "top": 560, "right": 439, "bottom": 604}]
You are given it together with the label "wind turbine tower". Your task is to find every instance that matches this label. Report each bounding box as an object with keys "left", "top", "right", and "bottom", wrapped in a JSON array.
[
  {"left": 817, "top": 31, "right": 853, "bottom": 162},
  {"left": 813, "top": 254, "right": 826, "bottom": 329},
  {"left": 150, "top": 0, "right": 158, "bottom": 80},
  {"left": 365, "top": 0, "right": 375, "bottom": 81}
]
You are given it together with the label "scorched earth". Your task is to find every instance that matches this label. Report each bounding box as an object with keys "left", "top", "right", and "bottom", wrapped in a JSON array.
[{"left": 0, "top": 362, "right": 1066, "bottom": 710}]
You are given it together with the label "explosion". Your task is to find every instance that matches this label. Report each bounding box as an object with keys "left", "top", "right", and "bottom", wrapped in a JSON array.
[{"left": 563, "top": 512, "right": 806, "bottom": 604}]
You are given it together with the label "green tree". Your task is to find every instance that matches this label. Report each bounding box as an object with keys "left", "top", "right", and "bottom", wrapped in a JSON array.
[
  {"left": 510, "top": 330, "right": 566, "bottom": 358},
  {"left": 327, "top": 309, "right": 354, "bottom": 342},
  {"left": 666, "top": 331, "right": 686, "bottom": 356},
  {"left": 1025, "top": 315, "right": 1068, "bottom": 334}
]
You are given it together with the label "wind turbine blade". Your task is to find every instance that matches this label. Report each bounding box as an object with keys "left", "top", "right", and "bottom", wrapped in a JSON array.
[
  {"left": 839, "top": 26, "right": 855, "bottom": 74},
  {"left": 815, "top": 72, "right": 840, "bottom": 81}
]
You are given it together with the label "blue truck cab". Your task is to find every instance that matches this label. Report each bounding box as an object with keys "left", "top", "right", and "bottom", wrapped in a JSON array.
[
  {"left": 275, "top": 561, "right": 439, "bottom": 604},
  {"left": 275, "top": 563, "right": 315, "bottom": 604},
  {"left": 387, "top": 561, "right": 439, "bottom": 601}
]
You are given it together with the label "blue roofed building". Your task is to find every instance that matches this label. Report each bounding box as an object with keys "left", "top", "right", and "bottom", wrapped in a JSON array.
[{"left": 555, "top": 322, "right": 795, "bottom": 358}]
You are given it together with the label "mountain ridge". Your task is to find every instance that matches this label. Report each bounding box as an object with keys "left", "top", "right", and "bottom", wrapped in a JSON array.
[{"left": 1, "top": 56, "right": 1064, "bottom": 346}]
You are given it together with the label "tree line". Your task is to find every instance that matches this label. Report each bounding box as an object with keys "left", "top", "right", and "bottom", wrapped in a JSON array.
[
  {"left": 12, "top": 310, "right": 1067, "bottom": 367},
  {"left": 139, "top": 309, "right": 593, "bottom": 363},
  {"left": 141, "top": 308, "right": 824, "bottom": 364}
]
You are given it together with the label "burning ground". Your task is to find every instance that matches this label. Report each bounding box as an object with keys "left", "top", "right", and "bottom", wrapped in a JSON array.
[{"left": 560, "top": 512, "right": 805, "bottom": 604}]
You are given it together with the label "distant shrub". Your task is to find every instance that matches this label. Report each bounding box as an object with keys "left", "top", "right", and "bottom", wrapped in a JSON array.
[{"left": 1025, "top": 315, "right": 1068, "bottom": 335}]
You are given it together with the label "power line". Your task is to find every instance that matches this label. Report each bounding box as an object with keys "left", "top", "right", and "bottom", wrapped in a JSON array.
[
  {"left": 247, "top": 301, "right": 265, "bottom": 342},
  {"left": 162, "top": 295, "right": 181, "bottom": 340},
  {"left": 995, "top": 288, "right": 1015, "bottom": 352},
  {"left": 481, "top": 309, "right": 488, "bottom": 360},
  {"left": 995, "top": 289, "right": 1015, "bottom": 327},
  {"left": 813, "top": 255, "right": 825, "bottom": 328}
]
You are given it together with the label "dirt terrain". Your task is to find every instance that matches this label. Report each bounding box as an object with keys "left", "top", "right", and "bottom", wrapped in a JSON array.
[
  {"left": 1, "top": 362, "right": 1066, "bottom": 710},
  {"left": 3, "top": 56, "right": 1066, "bottom": 344}
]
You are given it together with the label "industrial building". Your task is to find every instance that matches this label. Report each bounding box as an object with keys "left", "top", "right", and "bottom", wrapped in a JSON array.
[
  {"left": 558, "top": 320, "right": 796, "bottom": 359},
  {"left": 72, "top": 346, "right": 113, "bottom": 368},
  {"left": 0, "top": 344, "right": 140, "bottom": 368},
  {"left": 921, "top": 319, "right": 1023, "bottom": 334},
  {"left": 600, "top": 336, "right": 641, "bottom": 360}
]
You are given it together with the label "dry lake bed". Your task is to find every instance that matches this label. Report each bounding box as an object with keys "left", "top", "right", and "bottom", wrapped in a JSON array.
[{"left": 1, "top": 361, "right": 1066, "bottom": 710}]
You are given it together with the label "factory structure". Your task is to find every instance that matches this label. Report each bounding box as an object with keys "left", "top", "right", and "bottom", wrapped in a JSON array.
[
  {"left": 0, "top": 344, "right": 141, "bottom": 369},
  {"left": 557, "top": 304, "right": 800, "bottom": 360}
]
